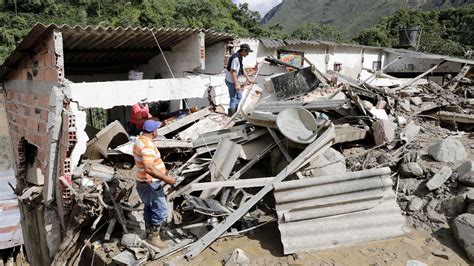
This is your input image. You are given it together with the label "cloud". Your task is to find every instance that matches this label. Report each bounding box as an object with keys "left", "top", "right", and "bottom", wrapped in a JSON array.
[{"left": 233, "top": 0, "right": 282, "bottom": 16}]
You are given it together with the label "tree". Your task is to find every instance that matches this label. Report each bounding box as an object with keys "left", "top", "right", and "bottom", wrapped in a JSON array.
[
  {"left": 353, "top": 5, "right": 473, "bottom": 57},
  {"left": 291, "top": 22, "right": 342, "bottom": 42}
]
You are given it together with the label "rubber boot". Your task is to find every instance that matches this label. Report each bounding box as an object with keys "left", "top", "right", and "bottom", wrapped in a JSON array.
[
  {"left": 228, "top": 108, "right": 236, "bottom": 116},
  {"left": 147, "top": 226, "right": 168, "bottom": 249}
]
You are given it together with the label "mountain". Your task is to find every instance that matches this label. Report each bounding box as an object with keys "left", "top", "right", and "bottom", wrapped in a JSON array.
[{"left": 262, "top": 0, "right": 474, "bottom": 38}]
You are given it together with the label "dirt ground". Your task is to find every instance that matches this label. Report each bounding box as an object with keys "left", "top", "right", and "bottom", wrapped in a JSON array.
[{"left": 155, "top": 222, "right": 469, "bottom": 265}]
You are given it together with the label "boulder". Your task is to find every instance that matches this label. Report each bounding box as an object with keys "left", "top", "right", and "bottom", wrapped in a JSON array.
[
  {"left": 428, "top": 138, "right": 468, "bottom": 163},
  {"left": 442, "top": 195, "right": 467, "bottom": 217},
  {"left": 426, "top": 166, "right": 453, "bottom": 191},
  {"left": 408, "top": 197, "right": 424, "bottom": 212},
  {"left": 460, "top": 172, "right": 474, "bottom": 187},
  {"left": 452, "top": 213, "right": 474, "bottom": 262},
  {"left": 456, "top": 161, "right": 474, "bottom": 177},
  {"left": 400, "top": 162, "right": 424, "bottom": 178}
]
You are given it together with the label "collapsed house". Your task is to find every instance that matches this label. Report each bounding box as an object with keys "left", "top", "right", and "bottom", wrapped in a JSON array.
[{"left": 0, "top": 23, "right": 473, "bottom": 264}]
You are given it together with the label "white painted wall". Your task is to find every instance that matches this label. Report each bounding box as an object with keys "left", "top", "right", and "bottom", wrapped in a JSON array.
[
  {"left": 140, "top": 33, "right": 202, "bottom": 79},
  {"left": 205, "top": 42, "right": 226, "bottom": 74},
  {"left": 68, "top": 77, "right": 209, "bottom": 109},
  {"left": 385, "top": 53, "right": 462, "bottom": 73}
]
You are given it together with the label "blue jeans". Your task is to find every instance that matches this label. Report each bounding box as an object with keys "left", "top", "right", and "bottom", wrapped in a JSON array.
[
  {"left": 226, "top": 80, "right": 242, "bottom": 113},
  {"left": 135, "top": 181, "right": 168, "bottom": 227}
]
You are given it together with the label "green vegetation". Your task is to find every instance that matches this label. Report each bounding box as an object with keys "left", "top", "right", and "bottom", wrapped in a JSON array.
[
  {"left": 0, "top": 0, "right": 472, "bottom": 62},
  {"left": 262, "top": 0, "right": 473, "bottom": 39},
  {"left": 291, "top": 23, "right": 342, "bottom": 42},
  {"left": 0, "top": 0, "right": 287, "bottom": 62},
  {"left": 354, "top": 5, "right": 474, "bottom": 57}
]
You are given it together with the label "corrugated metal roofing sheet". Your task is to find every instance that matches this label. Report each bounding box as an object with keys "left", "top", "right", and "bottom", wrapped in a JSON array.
[
  {"left": 1, "top": 23, "right": 234, "bottom": 78},
  {"left": 0, "top": 171, "right": 23, "bottom": 249},
  {"left": 259, "top": 38, "right": 473, "bottom": 65},
  {"left": 383, "top": 48, "right": 474, "bottom": 65},
  {"left": 274, "top": 167, "right": 407, "bottom": 254}
]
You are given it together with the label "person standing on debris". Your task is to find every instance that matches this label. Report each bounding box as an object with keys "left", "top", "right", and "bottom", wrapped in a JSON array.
[
  {"left": 133, "top": 120, "right": 176, "bottom": 248},
  {"left": 128, "top": 98, "right": 152, "bottom": 136},
  {"left": 225, "top": 43, "right": 255, "bottom": 116}
]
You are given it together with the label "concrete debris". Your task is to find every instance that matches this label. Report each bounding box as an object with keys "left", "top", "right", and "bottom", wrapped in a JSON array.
[
  {"left": 408, "top": 197, "right": 424, "bottom": 212},
  {"left": 399, "top": 162, "right": 424, "bottom": 178},
  {"left": 372, "top": 119, "right": 396, "bottom": 145},
  {"left": 460, "top": 173, "right": 474, "bottom": 187},
  {"left": 428, "top": 138, "right": 468, "bottom": 163},
  {"left": 84, "top": 120, "right": 129, "bottom": 160},
  {"left": 223, "top": 248, "right": 250, "bottom": 266},
  {"left": 302, "top": 147, "right": 346, "bottom": 177},
  {"left": 5, "top": 33, "right": 473, "bottom": 265},
  {"left": 452, "top": 213, "right": 474, "bottom": 262},
  {"left": 426, "top": 166, "right": 453, "bottom": 191}
]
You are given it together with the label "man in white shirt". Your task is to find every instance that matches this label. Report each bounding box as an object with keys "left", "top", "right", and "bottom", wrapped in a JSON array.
[{"left": 225, "top": 43, "right": 255, "bottom": 115}]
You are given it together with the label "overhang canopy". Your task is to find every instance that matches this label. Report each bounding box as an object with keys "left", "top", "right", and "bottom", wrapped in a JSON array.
[{"left": 0, "top": 23, "right": 234, "bottom": 79}]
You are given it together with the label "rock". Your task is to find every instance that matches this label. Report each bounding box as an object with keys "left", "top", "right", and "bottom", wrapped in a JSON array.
[
  {"left": 408, "top": 197, "right": 424, "bottom": 212},
  {"left": 410, "top": 97, "right": 423, "bottom": 106},
  {"left": 467, "top": 204, "right": 474, "bottom": 214},
  {"left": 428, "top": 138, "right": 468, "bottom": 163},
  {"left": 465, "top": 189, "right": 474, "bottom": 204},
  {"left": 406, "top": 260, "right": 427, "bottom": 266},
  {"left": 426, "top": 166, "right": 453, "bottom": 191},
  {"left": 456, "top": 161, "right": 474, "bottom": 177},
  {"left": 400, "top": 162, "right": 424, "bottom": 178},
  {"left": 304, "top": 148, "right": 346, "bottom": 177},
  {"left": 460, "top": 172, "right": 474, "bottom": 187},
  {"left": 223, "top": 249, "right": 250, "bottom": 266},
  {"left": 442, "top": 195, "right": 467, "bottom": 217},
  {"left": 372, "top": 119, "right": 396, "bottom": 145},
  {"left": 452, "top": 213, "right": 474, "bottom": 261},
  {"left": 120, "top": 234, "right": 142, "bottom": 248}
]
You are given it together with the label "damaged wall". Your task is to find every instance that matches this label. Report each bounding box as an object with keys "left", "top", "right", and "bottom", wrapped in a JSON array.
[
  {"left": 140, "top": 32, "right": 204, "bottom": 79},
  {"left": 3, "top": 30, "right": 66, "bottom": 265},
  {"left": 384, "top": 53, "right": 463, "bottom": 74}
]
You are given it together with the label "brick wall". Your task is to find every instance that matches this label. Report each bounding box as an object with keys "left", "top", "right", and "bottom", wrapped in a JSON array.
[{"left": 4, "top": 31, "right": 60, "bottom": 178}]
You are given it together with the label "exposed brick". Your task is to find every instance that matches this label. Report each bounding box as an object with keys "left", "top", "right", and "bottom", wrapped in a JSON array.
[
  {"left": 37, "top": 122, "right": 46, "bottom": 133},
  {"left": 17, "top": 127, "right": 25, "bottom": 137},
  {"left": 39, "top": 95, "right": 49, "bottom": 107},
  {"left": 40, "top": 110, "right": 49, "bottom": 121},
  {"left": 33, "top": 94, "right": 40, "bottom": 106},
  {"left": 26, "top": 94, "right": 34, "bottom": 105},
  {"left": 34, "top": 67, "right": 46, "bottom": 81},
  {"left": 24, "top": 105, "right": 31, "bottom": 116},
  {"left": 26, "top": 130, "right": 35, "bottom": 144},
  {"left": 44, "top": 68, "right": 58, "bottom": 82}
]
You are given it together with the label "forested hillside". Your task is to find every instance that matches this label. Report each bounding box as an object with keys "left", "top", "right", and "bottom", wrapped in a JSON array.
[{"left": 0, "top": 0, "right": 286, "bottom": 62}]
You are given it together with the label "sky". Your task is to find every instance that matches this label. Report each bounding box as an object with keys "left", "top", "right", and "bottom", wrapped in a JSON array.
[{"left": 232, "top": 0, "right": 282, "bottom": 17}]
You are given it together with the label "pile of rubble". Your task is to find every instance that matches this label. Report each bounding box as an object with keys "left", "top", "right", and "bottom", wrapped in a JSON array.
[{"left": 53, "top": 59, "right": 473, "bottom": 264}]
